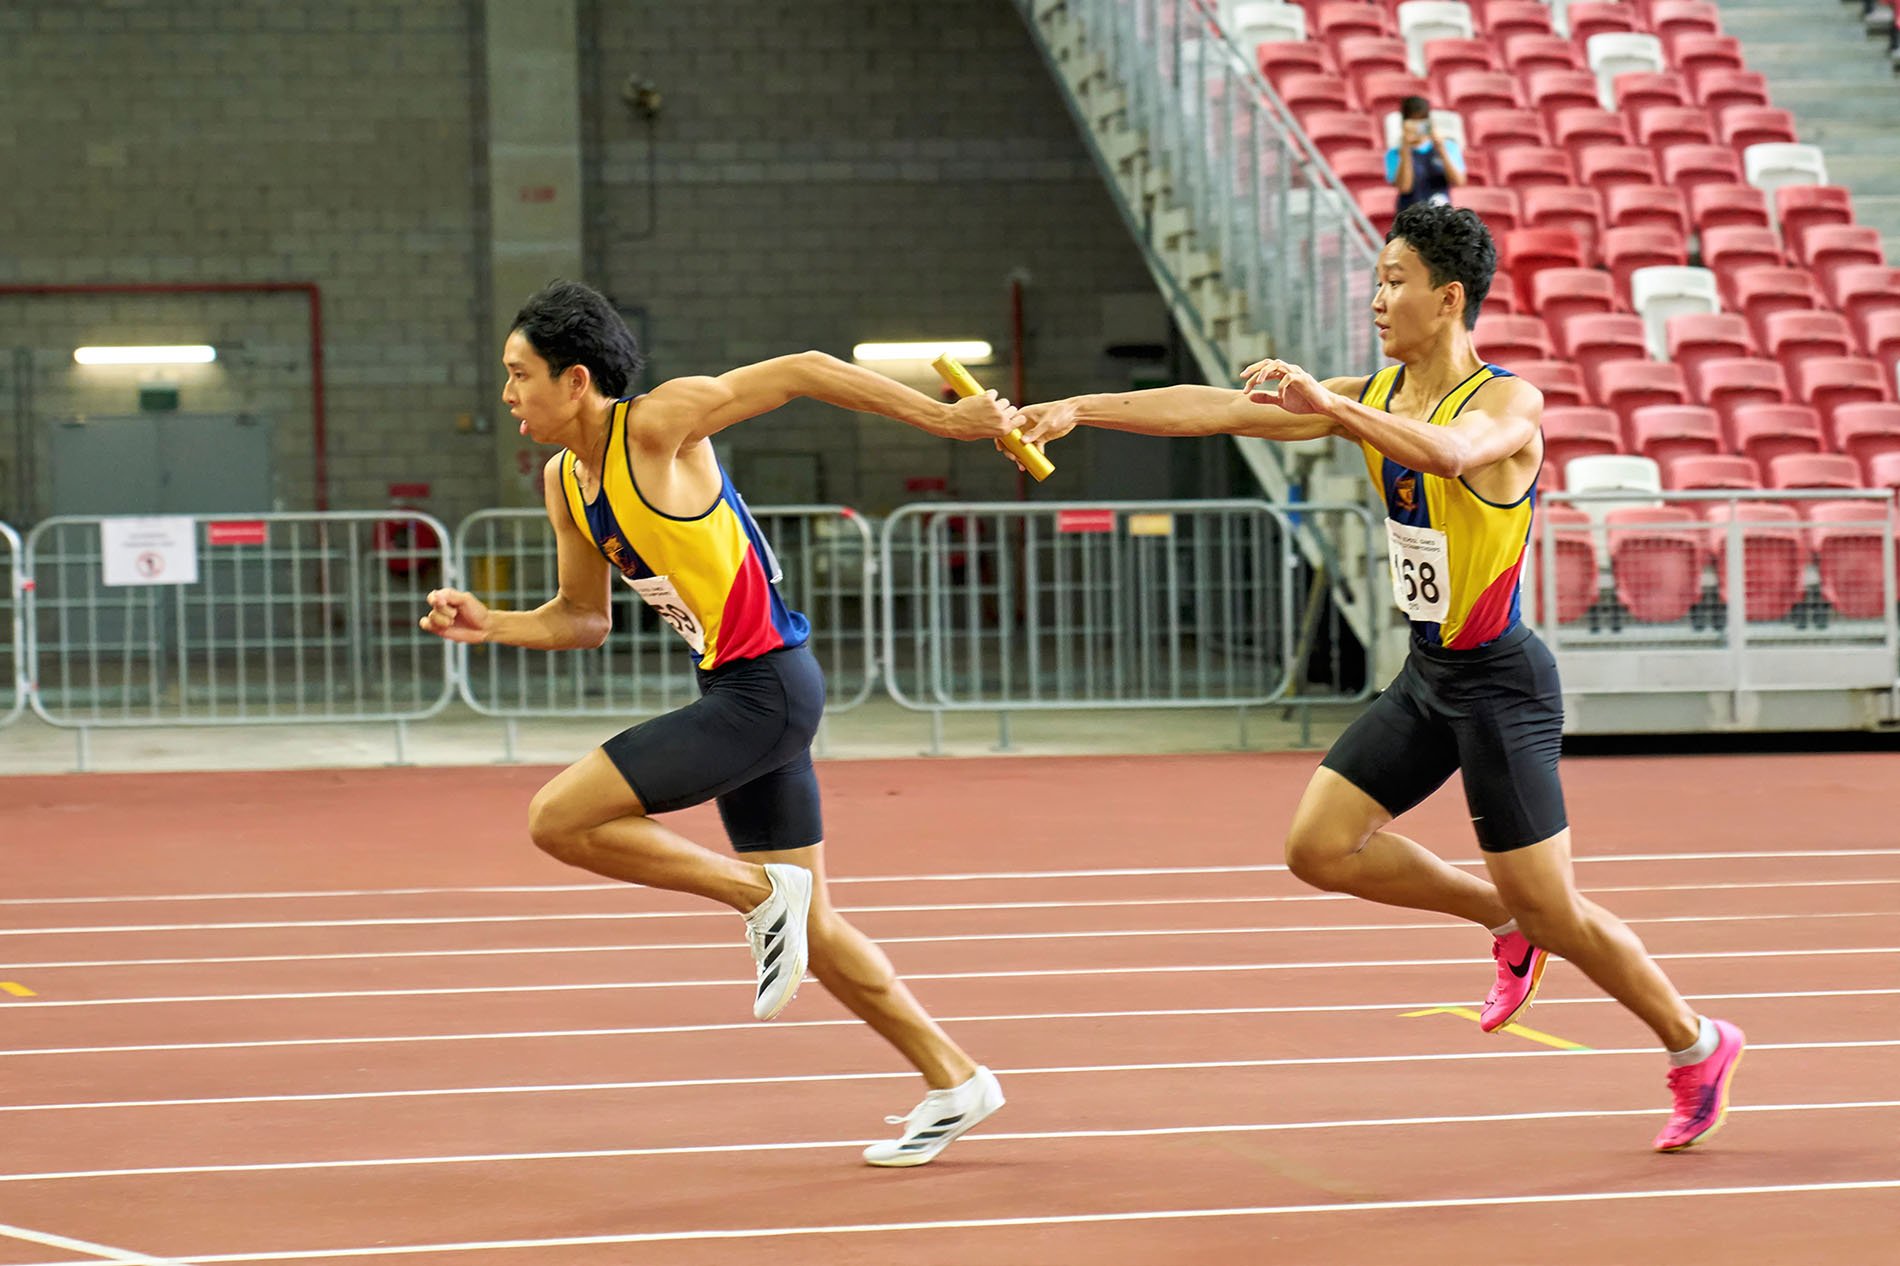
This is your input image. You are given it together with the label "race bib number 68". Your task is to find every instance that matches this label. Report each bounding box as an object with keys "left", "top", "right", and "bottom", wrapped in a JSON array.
[
  {"left": 1384, "top": 518, "right": 1450, "bottom": 622},
  {"left": 627, "top": 574, "right": 708, "bottom": 655}
]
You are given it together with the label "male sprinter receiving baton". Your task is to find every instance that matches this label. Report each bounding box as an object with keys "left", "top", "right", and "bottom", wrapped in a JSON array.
[
  {"left": 1013, "top": 205, "right": 1743, "bottom": 1152},
  {"left": 421, "top": 281, "right": 1012, "bottom": 1165}
]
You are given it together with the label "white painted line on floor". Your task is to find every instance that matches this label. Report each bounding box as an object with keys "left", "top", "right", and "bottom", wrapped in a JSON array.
[
  {"left": 2, "top": 1040, "right": 1892, "bottom": 1115},
  {"left": 2, "top": 1099, "right": 1892, "bottom": 1185},
  {"left": 1, "top": 848, "right": 1894, "bottom": 908},
  {"left": 5, "top": 908, "right": 1886, "bottom": 971},
  {"left": 4, "top": 945, "right": 1897, "bottom": 1010},
  {"left": 0, "top": 1221, "right": 189, "bottom": 1265},
  {"left": 1, "top": 986, "right": 1895, "bottom": 1060},
  {"left": 21, "top": 1180, "right": 1900, "bottom": 1261}
]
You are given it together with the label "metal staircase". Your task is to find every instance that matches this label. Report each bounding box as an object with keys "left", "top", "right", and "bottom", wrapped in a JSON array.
[{"left": 1011, "top": 0, "right": 1401, "bottom": 661}]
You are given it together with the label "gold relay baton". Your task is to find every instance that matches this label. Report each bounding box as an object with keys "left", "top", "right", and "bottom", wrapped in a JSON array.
[{"left": 931, "top": 353, "right": 1056, "bottom": 482}]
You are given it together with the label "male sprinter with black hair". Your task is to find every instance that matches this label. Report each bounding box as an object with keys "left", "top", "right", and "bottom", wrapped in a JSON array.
[
  {"left": 420, "top": 280, "right": 1011, "bottom": 1165},
  {"left": 1014, "top": 204, "right": 1744, "bottom": 1152}
]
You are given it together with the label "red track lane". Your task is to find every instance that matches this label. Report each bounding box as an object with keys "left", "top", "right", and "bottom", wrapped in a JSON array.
[{"left": 1, "top": 753, "right": 1897, "bottom": 1264}]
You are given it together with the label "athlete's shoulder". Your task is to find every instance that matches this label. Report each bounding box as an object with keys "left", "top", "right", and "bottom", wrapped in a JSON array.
[{"left": 1471, "top": 366, "right": 1544, "bottom": 415}]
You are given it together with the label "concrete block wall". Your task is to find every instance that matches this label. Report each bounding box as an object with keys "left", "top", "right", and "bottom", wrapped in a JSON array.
[{"left": 3, "top": 0, "right": 1168, "bottom": 527}]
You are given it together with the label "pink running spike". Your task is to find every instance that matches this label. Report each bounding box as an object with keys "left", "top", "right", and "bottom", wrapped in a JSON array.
[
  {"left": 1654, "top": 1019, "right": 1746, "bottom": 1152},
  {"left": 1480, "top": 930, "right": 1550, "bottom": 1033}
]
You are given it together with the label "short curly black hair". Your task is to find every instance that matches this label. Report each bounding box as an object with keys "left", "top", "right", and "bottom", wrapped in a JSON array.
[
  {"left": 1386, "top": 203, "right": 1496, "bottom": 330},
  {"left": 511, "top": 280, "right": 645, "bottom": 398}
]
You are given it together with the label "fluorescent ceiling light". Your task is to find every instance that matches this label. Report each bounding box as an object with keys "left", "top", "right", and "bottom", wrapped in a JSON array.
[
  {"left": 73, "top": 345, "right": 217, "bottom": 365},
  {"left": 852, "top": 340, "right": 993, "bottom": 363}
]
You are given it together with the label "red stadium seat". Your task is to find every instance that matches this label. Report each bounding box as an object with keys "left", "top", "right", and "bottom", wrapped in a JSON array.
[
  {"left": 1513, "top": 359, "right": 1590, "bottom": 407},
  {"left": 1831, "top": 402, "right": 1900, "bottom": 471},
  {"left": 1260, "top": 42, "right": 1338, "bottom": 89},
  {"left": 1484, "top": 267, "right": 1523, "bottom": 314},
  {"left": 1468, "top": 107, "right": 1551, "bottom": 149},
  {"left": 1552, "top": 106, "right": 1633, "bottom": 158},
  {"left": 1299, "top": 111, "right": 1384, "bottom": 163},
  {"left": 1691, "top": 68, "right": 1770, "bottom": 113},
  {"left": 1530, "top": 267, "right": 1624, "bottom": 330},
  {"left": 1666, "top": 453, "right": 1762, "bottom": 491},
  {"left": 1423, "top": 37, "right": 1501, "bottom": 81},
  {"left": 1767, "top": 452, "right": 1866, "bottom": 490},
  {"left": 1493, "top": 145, "right": 1578, "bottom": 190},
  {"left": 1316, "top": 1, "right": 1397, "bottom": 44},
  {"left": 1476, "top": 0, "right": 1555, "bottom": 41},
  {"left": 1806, "top": 501, "right": 1895, "bottom": 620},
  {"left": 1855, "top": 309, "right": 1900, "bottom": 394},
  {"left": 1718, "top": 106, "right": 1798, "bottom": 154},
  {"left": 1687, "top": 182, "right": 1772, "bottom": 234},
  {"left": 1601, "top": 226, "right": 1689, "bottom": 295},
  {"left": 1443, "top": 69, "right": 1524, "bottom": 113},
  {"left": 1336, "top": 35, "right": 1412, "bottom": 83},
  {"left": 1728, "top": 267, "right": 1828, "bottom": 344},
  {"left": 1354, "top": 186, "right": 1399, "bottom": 235},
  {"left": 1605, "top": 184, "right": 1689, "bottom": 237},
  {"left": 1730, "top": 403, "right": 1826, "bottom": 468},
  {"left": 1502, "top": 228, "right": 1587, "bottom": 308},
  {"left": 1358, "top": 71, "right": 1433, "bottom": 120},
  {"left": 1796, "top": 225, "right": 1887, "bottom": 295},
  {"left": 1632, "top": 105, "right": 1716, "bottom": 156},
  {"left": 1523, "top": 68, "right": 1603, "bottom": 123},
  {"left": 1280, "top": 73, "right": 1356, "bottom": 117},
  {"left": 1793, "top": 357, "right": 1896, "bottom": 417},
  {"left": 1763, "top": 310, "right": 1861, "bottom": 377},
  {"left": 1659, "top": 142, "right": 1744, "bottom": 191},
  {"left": 1667, "top": 33, "right": 1746, "bottom": 77},
  {"left": 1665, "top": 312, "right": 1758, "bottom": 383},
  {"left": 1826, "top": 265, "right": 1900, "bottom": 332},
  {"left": 1559, "top": 311, "right": 1650, "bottom": 381},
  {"left": 1607, "top": 507, "right": 1707, "bottom": 623},
  {"left": 1869, "top": 450, "right": 1900, "bottom": 497},
  {"left": 1612, "top": 70, "right": 1691, "bottom": 118},
  {"left": 1567, "top": 2, "right": 1643, "bottom": 46},
  {"left": 1452, "top": 185, "right": 1523, "bottom": 232},
  {"left": 1703, "top": 501, "right": 1805, "bottom": 621},
  {"left": 1503, "top": 33, "right": 1587, "bottom": 76},
  {"left": 1701, "top": 225, "right": 1787, "bottom": 280},
  {"left": 1648, "top": 1, "right": 1723, "bottom": 42},
  {"left": 1331, "top": 148, "right": 1396, "bottom": 195},
  {"left": 1773, "top": 185, "right": 1855, "bottom": 249},
  {"left": 1476, "top": 313, "right": 1556, "bottom": 362},
  {"left": 1576, "top": 145, "right": 1663, "bottom": 193},
  {"left": 1630, "top": 404, "right": 1724, "bottom": 466},
  {"left": 1521, "top": 185, "right": 1605, "bottom": 265},
  {"left": 1595, "top": 360, "right": 1691, "bottom": 430},
  {"left": 1692, "top": 357, "right": 1791, "bottom": 437}
]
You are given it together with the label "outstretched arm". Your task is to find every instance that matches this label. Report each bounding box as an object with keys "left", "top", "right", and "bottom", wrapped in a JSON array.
[
  {"left": 419, "top": 456, "right": 613, "bottom": 651},
  {"left": 1243, "top": 359, "right": 1541, "bottom": 477},
  {"left": 632, "top": 351, "right": 1017, "bottom": 453},
  {"left": 1016, "top": 379, "right": 1362, "bottom": 448}
]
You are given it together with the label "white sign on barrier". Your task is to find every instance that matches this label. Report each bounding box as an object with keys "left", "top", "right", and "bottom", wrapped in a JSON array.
[{"left": 100, "top": 516, "right": 199, "bottom": 587}]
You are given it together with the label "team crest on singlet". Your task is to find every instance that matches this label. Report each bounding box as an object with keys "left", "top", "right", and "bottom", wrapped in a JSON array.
[{"left": 1395, "top": 474, "right": 1418, "bottom": 513}]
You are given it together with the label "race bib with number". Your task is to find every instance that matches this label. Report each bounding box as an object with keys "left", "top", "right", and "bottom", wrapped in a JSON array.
[
  {"left": 1384, "top": 518, "right": 1450, "bottom": 622},
  {"left": 626, "top": 574, "right": 707, "bottom": 655}
]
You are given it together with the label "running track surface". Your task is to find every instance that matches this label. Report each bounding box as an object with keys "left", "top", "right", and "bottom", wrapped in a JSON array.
[{"left": 1, "top": 751, "right": 1896, "bottom": 1265}]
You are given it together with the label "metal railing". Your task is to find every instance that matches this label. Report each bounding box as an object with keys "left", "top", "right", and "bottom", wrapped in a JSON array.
[
  {"left": 880, "top": 499, "right": 1380, "bottom": 748},
  {"left": 454, "top": 506, "right": 876, "bottom": 755},
  {"left": 0, "top": 521, "right": 21, "bottom": 728},
  {"left": 1532, "top": 490, "right": 1900, "bottom": 700},
  {"left": 23, "top": 512, "right": 457, "bottom": 763}
]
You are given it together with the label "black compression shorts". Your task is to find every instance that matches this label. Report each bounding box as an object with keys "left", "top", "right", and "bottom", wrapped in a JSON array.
[
  {"left": 1320, "top": 623, "right": 1567, "bottom": 853},
  {"left": 601, "top": 644, "right": 826, "bottom": 852}
]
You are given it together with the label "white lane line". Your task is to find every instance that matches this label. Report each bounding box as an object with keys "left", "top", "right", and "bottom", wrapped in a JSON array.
[
  {"left": 5, "top": 945, "right": 1898, "bottom": 1010},
  {"left": 3, "top": 1040, "right": 1893, "bottom": 1115},
  {"left": 0, "top": 1221, "right": 189, "bottom": 1265},
  {"left": 6, "top": 908, "right": 1889, "bottom": 971},
  {"left": 3, "top": 986, "right": 1896, "bottom": 1060},
  {"left": 23, "top": 1180, "right": 1900, "bottom": 1261},
  {"left": 2, "top": 1099, "right": 1893, "bottom": 1185},
  {"left": 1, "top": 876, "right": 1891, "bottom": 940},
  {"left": 2, "top": 848, "right": 1895, "bottom": 908}
]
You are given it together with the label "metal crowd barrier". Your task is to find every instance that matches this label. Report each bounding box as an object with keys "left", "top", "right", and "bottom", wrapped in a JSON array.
[
  {"left": 1532, "top": 489, "right": 1900, "bottom": 703},
  {"left": 879, "top": 499, "right": 1381, "bottom": 750},
  {"left": 0, "top": 521, "right": 21, "bottom": 728},
  {"left": 454, "top": 506, "right": 876, "bottom": 759},
  {"left": 23, "top": 512, "right": 456, "bottom": 767}
]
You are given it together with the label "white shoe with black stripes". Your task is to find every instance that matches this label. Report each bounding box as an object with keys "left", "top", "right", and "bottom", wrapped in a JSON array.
[
  {"left": 862, "top": 1066, "right": 1005, "bottom": 1167},
  {"left": 744, "top": 863, "right": 812, "bottom": 1021}
]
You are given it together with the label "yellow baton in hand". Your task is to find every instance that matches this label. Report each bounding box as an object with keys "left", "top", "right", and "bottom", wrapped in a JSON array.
[{"left": 932, "top": 353, "right": 1055, "bottom": 482}]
